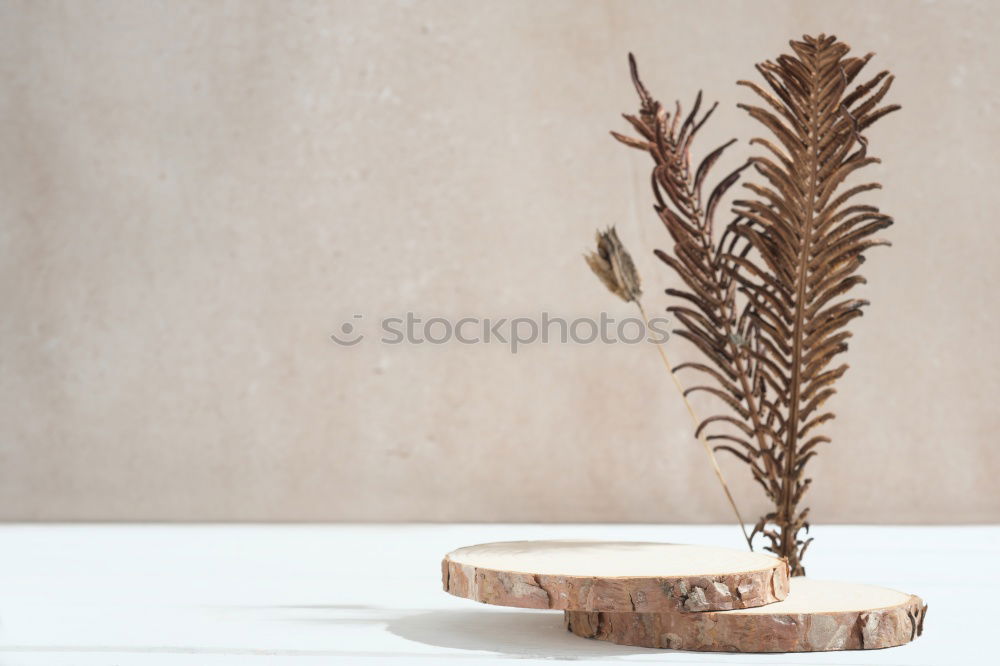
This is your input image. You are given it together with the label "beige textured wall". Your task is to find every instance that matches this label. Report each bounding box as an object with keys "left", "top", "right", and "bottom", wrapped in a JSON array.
[{"left": 1, "top": 0, "right": 997, "bottom": 523}]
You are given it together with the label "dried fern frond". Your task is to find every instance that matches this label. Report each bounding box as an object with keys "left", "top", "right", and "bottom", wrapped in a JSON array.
[
  {"left": 613, "top": 55, "right": 773, "bottom": 540},
  {"left": 585, "top": 227, "right": 642, "bottom": 303},
  {"left": 613, "top": 37, "right": 898, "bottom": 575},
  {"left": 727, "top": 34, "right": 900, "bottom": 574}
]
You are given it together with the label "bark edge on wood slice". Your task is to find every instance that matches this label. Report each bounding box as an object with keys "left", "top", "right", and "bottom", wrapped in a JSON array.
[
  {"left": 442, "top": 540, "right": 790, "bottom": 612},
  {"left": 565, "top": 578, "right": 927, "bottom": 652}
]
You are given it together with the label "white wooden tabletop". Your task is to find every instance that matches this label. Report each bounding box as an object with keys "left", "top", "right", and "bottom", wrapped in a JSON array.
[{"left": 0, "top": 524, "right": 993, "bottom": 665}]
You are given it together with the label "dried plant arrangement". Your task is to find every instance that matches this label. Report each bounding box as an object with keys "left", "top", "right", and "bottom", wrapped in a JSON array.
[
  {"left": 593, "top": 34, "right": 899, "bottom": 576},
  {"left": 444, "top": 34, "right": 923, "bottom": 653}
]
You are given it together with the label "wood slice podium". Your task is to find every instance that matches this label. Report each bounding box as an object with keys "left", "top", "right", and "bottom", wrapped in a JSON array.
[
  {"left": 443, "top": 540, "right": 789, "bottom": 612},
  {"left": 441, "top": 540, "right": 926, "bottom": 652},
  {"left": 566, "top": 577, "right": 927, "bottom": 652}
]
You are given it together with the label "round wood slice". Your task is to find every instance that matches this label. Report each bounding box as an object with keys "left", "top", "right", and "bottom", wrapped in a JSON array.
[
  {"left": 565, "top": 577, "right": 927, "bottom": 652},
  {"left": 442, "top": 540, "right": 789, "bottom": 612}
]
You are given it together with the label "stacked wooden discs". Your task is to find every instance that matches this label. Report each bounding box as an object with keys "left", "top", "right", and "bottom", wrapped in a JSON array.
[{"left": 442, "top": 540, "right": 926, "bottom": 652}]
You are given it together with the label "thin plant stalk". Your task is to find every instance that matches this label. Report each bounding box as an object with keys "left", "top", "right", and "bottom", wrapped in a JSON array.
[
  {"left": 586, "top": 227, "right": 752, "bottom": 551},
  {"left": 635, "top": 299, "right": 753, "bottom": 551}
]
